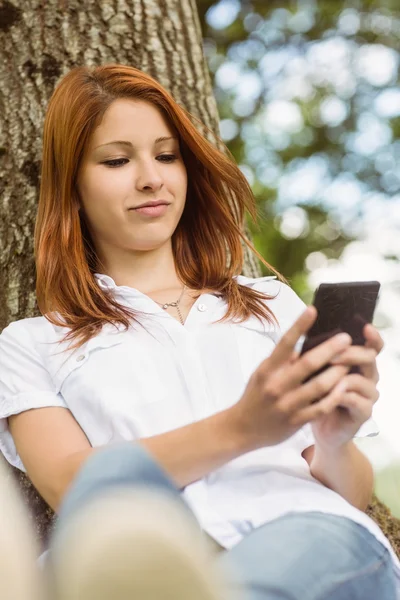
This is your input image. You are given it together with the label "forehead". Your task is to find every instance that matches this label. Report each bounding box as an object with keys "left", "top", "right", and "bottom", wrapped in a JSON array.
[{"left": 90, "top": 99, "right": 175, "bottom": 147}]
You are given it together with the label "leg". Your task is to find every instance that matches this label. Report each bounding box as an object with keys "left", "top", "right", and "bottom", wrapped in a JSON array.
[
  {"left": 218, "top": 512, "right": 397, "bottom": 600},
  {"left": 55, "top": 442, "right": 192, "bottom": 526},
  {"left": 48, "top": 443, "right": 225, "bottom": 600}
]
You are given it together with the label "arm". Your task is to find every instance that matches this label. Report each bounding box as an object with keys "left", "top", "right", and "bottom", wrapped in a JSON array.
[
  {"left": 302, "top": 443, "right": 374, "bottom": 511},
  {"left": 9, "top": 405, "right": 247, "bottom": 513},
  {"left": 66, "top": 407, "right": 246, "bottom": 495},
  {"left": 9, "top": 307, "right": 354, "bottom": 513},
  {"left": 301, "top": 322, "right": 383, "bottom": 512}
]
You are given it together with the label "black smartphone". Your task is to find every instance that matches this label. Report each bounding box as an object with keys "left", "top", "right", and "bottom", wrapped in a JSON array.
[{"left": 300, "top": 281, "right": 381, "bottom": 381}]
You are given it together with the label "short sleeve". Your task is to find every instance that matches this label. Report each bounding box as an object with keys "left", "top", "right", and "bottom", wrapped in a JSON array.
[
  {"left": 0, "top": 320, "right": 67, "bottom": 471},
  {"left": 236, "top": 276, "right": 307, "bottom": 337}
]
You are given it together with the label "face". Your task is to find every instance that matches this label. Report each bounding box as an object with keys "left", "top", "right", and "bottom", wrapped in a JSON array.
[{"left": 76, "top": 98, "right": 188, "bottom": 266}]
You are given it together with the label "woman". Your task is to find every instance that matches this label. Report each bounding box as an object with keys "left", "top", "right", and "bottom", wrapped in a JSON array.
[{"left": 0, "top": 63, "right": 398, "bottom": 600}]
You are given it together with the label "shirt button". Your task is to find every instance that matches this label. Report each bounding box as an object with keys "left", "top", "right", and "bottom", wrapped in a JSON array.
[
  {"left": 198, "top": 304, "right": 207, "bottom": 312},
  {"left": 76, "top": 355, "right": 85, "bottom": 362}
]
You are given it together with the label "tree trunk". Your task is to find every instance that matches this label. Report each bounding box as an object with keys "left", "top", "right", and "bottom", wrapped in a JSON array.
[{"left": 0, "top": 0, "right": 260, "bottom": 549}]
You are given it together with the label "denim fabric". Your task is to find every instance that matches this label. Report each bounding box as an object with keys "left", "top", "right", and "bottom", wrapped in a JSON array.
[
  {"left": 218, "top": 512, "right": 396, "bottom": 600},
  {"left": 49, "top": 443, "right": 397, "bottom": 600}
]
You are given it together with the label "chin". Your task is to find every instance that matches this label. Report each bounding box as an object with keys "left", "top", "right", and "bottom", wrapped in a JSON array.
[{"left": 129, "top": 237, "right": 173, "bottom": 252}]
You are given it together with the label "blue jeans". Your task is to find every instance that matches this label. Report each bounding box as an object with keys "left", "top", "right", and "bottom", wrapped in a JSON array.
[{"left": 50, "top": 443, "right": 397, "bottom": 600}]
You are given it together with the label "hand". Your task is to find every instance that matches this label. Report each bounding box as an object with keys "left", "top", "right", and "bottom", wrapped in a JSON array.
[
  {"left": 230, "top": 306, "right": 354, "bottom": 451},
  {"left": 310, "top": 323, "right": 383, "bottom": 450},
  {"left": 330, "top": 323, "right": 383, "bottom": 382}
]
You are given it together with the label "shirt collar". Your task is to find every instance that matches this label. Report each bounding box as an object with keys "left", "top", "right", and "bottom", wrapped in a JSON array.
[
  {"left": 94, "top": 273, "right": 277, "bottom": 297},
  {"left": 94, "top": 273, "right": 144, "bottom": 298}
]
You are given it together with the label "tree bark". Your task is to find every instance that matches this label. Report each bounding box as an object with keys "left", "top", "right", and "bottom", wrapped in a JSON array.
[{"left": 0, "top": 0, "right": 260, "bottom": 549}]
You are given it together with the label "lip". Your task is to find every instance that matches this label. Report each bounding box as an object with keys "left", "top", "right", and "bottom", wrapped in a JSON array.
[
  {"left": 131, "top": 200, "right": 171, "bottom": 209},
  {"left": 130, "top": 203, "right": 170, "bottom": 218}
]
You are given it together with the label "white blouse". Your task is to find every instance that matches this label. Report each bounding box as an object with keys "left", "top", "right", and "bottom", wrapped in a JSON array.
[{"left": 1, "top": 274, "right": 399, "bottom": 587}]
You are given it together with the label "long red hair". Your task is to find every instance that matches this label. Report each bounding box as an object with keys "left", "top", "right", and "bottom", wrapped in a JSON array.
[{"left": 35, "top": 64, "right": 283, "bottom": 349}]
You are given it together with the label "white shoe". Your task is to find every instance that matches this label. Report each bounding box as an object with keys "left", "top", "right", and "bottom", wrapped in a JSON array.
[
  {"left": 0, "top": 457, "right": 43, "bottom": 600},
  {"left": 50, "top": 488, "right": 228, "bottom": 600}
]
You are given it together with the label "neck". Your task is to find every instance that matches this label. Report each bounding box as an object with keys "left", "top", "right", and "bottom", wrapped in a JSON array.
[{"left": 97, "top": 242, "right": 183, "bottom": 295}]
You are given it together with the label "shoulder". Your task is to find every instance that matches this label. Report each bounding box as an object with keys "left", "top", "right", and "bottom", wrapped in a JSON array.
[
  {"left": 235, "top": 275, "right": 289, "bottom": 295},
  {"left": 1, "top": 315, "right": 54, "bottom": 339},
  {"left": 234, "top": 275, "right": 307, "bottom": 332},
  {"left": 0, "top": 315, "right": 62, "bottom": 354},
  {"left": 235, "top": 275, "right": 305, "bottom": 310}
]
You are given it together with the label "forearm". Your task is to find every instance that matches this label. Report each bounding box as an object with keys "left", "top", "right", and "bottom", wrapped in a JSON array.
[
  {"left": 61, "top": 407, "right": 245, "bottom": 509},
  {"left": 139, "top": 408, "right": 246, "bottom": 487},
  {"left": 310, "top": 441, "right": 374, "bottom": 511}
]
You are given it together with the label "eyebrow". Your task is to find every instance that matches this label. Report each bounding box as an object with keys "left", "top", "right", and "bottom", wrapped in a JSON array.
[{"left": 94, "top": 136, "right": 178, "bottom": 150}]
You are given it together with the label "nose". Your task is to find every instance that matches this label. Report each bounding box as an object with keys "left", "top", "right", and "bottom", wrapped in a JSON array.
[{"left": 135, "top": 158, "right": 163, "bottom": 192}]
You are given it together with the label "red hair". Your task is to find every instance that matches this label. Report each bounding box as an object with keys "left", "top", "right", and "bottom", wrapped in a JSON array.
[{"left": 35, "top": 63, "right": 284, "bottom": 349}]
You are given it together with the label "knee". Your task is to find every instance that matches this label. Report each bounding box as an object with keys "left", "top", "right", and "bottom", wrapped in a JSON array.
[
  {"left": 77, "top": 443, "right": 167, "bottom": 487},
  {"left": 56, "top": 443, "right": 182, "bottom": 528}
]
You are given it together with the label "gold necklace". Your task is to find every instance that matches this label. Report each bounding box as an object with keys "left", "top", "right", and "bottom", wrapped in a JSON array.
[{"left": 153, "top": 285, "right": 187, "bottom": 325}]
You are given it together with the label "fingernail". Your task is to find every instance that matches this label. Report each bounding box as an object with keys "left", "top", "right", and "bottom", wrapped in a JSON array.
[{"left": 337, "top": 333, "right": 352, "bottom": 345}]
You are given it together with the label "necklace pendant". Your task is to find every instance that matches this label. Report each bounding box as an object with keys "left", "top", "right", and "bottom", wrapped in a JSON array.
[{"left": 155, "top": 284, "right": 186, "bottom": 313}]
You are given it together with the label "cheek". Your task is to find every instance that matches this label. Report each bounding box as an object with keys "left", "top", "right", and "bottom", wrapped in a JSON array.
[
  {"left": 169, "top": 164, "right": 187, "bottom": 197},
  {"left": 79, "top": 171, "right": 124, "bottom": 217}
]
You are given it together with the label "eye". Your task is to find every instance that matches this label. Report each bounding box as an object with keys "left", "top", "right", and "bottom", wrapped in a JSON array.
[
  {"left": 102, "top": 158, "right": 129, "bottom": 168},
  {"left": 156, "top": 154, "right": 177, "bottom": 163}
]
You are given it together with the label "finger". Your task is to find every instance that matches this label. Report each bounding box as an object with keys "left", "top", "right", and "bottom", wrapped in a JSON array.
[
  {"left": 335, "top": 392, "right": 373, "bottom": 423},
  {"left": 281, "top": 364, "right": 349, "bottom": 414},
  {"left": 265, "top": 334, "right": 351, "bottom": 399},
  {"left": 294, "top": 377, "right": 376, "bottom": 429},
  {"left": 364, "top": 324, "right": 384, "bottom": 354},
  {"left": 362, "top": 325, "right": 383, "bottom": 381},
  {"left": 330, "top": 347, "right": 377, "bottom": 366},
  {"left": 344, "top": 374, "right": 379, "bottom": 404},
  {"left": 331, "top": 347, "right": 378, "bottom": 381},
  {"left": 288, "top": 377, "right": 346, "bottom": 427},
  {"left": 267, "top": 306, "right": 317, "bottom": 371},
  {"left": 330, "top": 346, "right": 378, "bottom": 382},
  {"left": 359, "top": 359, "right": 379, "bottom": 384},
  {"left": 287, "top": 332, "right": 352, "bottom": 386}
]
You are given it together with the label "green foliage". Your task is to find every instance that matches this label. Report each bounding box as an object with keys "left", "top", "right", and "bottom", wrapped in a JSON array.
[
  {"left": 197, "top": 0, "right": 400, "bottom": 298},
  {"left": 375, "top": 461, "right": 400, "bottom": 519}
]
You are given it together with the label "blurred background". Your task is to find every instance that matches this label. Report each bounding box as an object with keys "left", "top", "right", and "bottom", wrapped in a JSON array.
[{"left": 196, "top": 0, "right": 400, "bottom": 513}]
